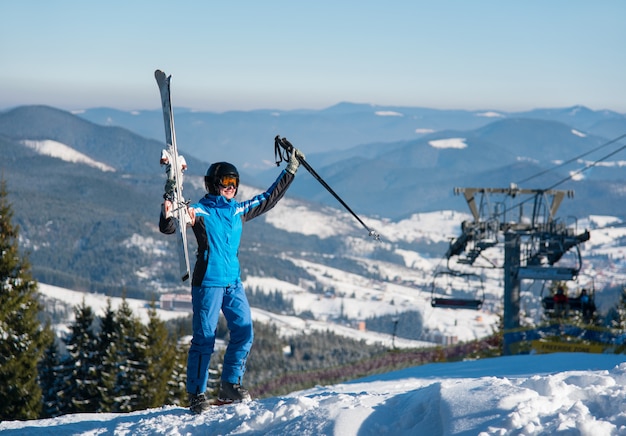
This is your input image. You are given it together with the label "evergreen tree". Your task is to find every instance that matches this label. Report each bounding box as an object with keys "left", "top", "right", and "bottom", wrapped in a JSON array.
[
  {"left": 610, "top": 286, "right": 626, "bottom": 331},
  {"left": 141, "top": 302, "right": 176, "bottom": 409},
  {"left": 246, "top": 322, "right": 285, "bottom": 383},
  {"left": 39, "top": 337, "right": 64, "bottom": 418},
  {"left": 52, "top": 352, "right": 75, "bottom": 416},
  {"left": 63, "top": 300, "right": 101, "bottom": 413},
  {"left": 97, "top": 299, "right": 118, "bottom": 412},
  {"left": 112, "top": 298, "right": 146, "bottom": 412},
  {"left": 167, "top": 339, "right": 188, "bottom": 406},
  {"left": 165, "top": 318, "right": 189, "bottom": 406},
  {"left": 0, "top": 179, "right": 52, "bottom": 420}
]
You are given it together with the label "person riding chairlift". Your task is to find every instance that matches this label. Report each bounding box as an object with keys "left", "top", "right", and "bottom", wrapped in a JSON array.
[{"left": 553, "top": 286, "right": 568, "bottom": 318}]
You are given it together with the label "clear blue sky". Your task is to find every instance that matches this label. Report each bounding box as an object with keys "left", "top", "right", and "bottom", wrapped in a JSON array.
[{"left": 2, "top": 1, "right": 625, "bottom": 113}]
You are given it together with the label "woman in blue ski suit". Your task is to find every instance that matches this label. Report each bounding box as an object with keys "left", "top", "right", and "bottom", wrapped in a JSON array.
[{"left": 160, "top": 149, "right": 302, "bottom": 414}]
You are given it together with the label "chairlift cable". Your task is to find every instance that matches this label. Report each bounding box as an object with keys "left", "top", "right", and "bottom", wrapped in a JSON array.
[
  {"left": 491, "top": 134, "right": 626, "bottom": 223},
  {"left": 543, "top": 139, "right": 626, "bottom": 191},
  {"left": 515, "top": 133, "right": 626, "bottom": 185}
]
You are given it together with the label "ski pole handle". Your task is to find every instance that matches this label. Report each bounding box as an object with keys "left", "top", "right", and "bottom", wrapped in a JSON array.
[
  {"left": 274, "top": 135, "right": 305, "bottom": 165},
  {"left": 274, "top": 135, "right": 291, "bottom": 155},
  {"left": 275, "top": 135, "right": 292, "bottom": 152}
]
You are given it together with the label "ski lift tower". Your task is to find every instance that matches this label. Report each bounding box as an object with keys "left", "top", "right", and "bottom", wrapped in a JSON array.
[{"left": 446, "top": 185, "right": 590, "bottom": 355}]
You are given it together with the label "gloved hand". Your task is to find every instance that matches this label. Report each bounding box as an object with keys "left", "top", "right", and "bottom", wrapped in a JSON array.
[{"left": 286, "top": 148, "right": 305, "bottom": 174}]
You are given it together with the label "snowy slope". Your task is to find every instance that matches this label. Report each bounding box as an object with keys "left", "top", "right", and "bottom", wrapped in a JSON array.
[
  {"left": 39, "top": 282, "right": 466, "bottom": 349},
  {"left": 38, "top": 284, "right": 190, "bottom": 325},
  {"left": 21, "top": 139, "right": 116, "bottom": 172},
  {"left": 2, "top": 353, "right": 625, "bottom": 435}
]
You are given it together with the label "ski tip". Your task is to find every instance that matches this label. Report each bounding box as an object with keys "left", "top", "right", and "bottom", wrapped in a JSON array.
[
  {"left": 155, "top": 69, "right": 170, "bottom": 82},
  {"left": 182, "top": 272, "right": 190, "bottom": 282}
]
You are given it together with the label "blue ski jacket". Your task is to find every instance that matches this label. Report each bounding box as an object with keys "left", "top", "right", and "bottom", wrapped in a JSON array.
[{"left": 160, "top": 169, "right": 294, "bottom": 287}]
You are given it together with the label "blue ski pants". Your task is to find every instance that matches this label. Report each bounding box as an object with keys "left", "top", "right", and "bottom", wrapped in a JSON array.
[{"left": 187, "top": 281, "right": 254, "bottom": 394}]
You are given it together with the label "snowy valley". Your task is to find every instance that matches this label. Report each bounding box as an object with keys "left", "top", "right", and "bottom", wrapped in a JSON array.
[{"left": 42, "top": 179, "right": 626, "bottom": 351}]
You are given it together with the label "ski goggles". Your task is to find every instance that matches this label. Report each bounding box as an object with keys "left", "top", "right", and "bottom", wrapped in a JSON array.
[{"left": 218, "top": 175, "right": 239, "bottom": 189}]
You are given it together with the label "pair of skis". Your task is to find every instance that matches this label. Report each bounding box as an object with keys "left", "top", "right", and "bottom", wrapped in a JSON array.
[{"left": 155, "top": 70, "right": 190, "bottom": 282}]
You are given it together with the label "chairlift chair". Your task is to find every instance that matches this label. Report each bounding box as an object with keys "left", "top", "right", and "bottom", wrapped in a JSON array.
[{"left": 430, "top": 270, "right": 485, "bottom": 310}]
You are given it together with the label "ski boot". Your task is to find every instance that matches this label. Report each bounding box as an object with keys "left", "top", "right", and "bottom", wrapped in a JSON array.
[
  {"left": 217, "top": 381, "right": 252, "bottom": 404},
  {"left": 188, "top": 392, "right": 212, "bottom": 414}
]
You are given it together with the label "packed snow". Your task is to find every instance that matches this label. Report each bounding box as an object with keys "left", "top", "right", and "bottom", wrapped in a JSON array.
[{"left": 2, "top": 353, "right": 626, "bottom": 435}]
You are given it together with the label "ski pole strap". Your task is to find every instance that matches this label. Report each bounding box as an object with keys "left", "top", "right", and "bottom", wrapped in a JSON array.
[
  {"left": 274, "top": 136, "right": 381, "bottom": 242},
  {"left": 274, "top": 136, "right": 291, "bottom": 165}
]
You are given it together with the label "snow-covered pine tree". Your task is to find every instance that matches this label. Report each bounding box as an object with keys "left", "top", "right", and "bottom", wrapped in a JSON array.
[
  {"left": 39, "top": 337, "right": 64, "bottom": 418},
  {"left": 610, "top": 287, "right": 626, "bottom": 332},
  {"left": 167, "top": 338, "right": 188, "bottom": 407},
  {"left": 141, "top": 302, "right": 179, "bottom": 409},
  {"left": 97, "top": 299, "right": 118, "bottom": 412},
  {"left": 0, "top": 178, "right": 53, "bottom": 420},
  {"left": 112, "top": 298, "right": 146, "bottom": 412},
  {"left": 62, "top": 300, "right": 101, "bottom": 413}
]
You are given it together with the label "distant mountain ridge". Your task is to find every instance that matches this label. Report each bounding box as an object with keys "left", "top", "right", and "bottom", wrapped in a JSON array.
[
  {"left": 270, "top": 117, "right": 623, "bottom": 219},
  {"left": 68, "top": 103, "right": 626, "bottom": 219},
  {"left": 72, "top": 103, "right": 626, "bottom": 172}
]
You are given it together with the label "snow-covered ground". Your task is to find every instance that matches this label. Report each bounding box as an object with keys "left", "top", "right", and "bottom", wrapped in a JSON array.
[{"left": 2, "top": 353, "right": 626, "bottom": 435}]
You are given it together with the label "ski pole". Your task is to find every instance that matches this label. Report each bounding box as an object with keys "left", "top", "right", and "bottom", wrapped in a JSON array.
[{"left": 274, "top": 136, "right": 381, "bottom": 242}]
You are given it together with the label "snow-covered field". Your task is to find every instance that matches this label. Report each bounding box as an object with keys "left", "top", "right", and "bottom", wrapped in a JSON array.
[
  {"left": 2, "top": 353, "right": 626, "bottom": 435},
  {"left": 38, "top": 284, "right": 190, "bottom": 337},
  {"left": 39, "top": 281, "right": 491, "bottom": 349}
]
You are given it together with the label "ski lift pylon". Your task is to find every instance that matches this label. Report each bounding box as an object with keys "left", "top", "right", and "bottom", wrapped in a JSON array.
[{"left": 430, "top": 270, "right": 485, "bottom": 310}]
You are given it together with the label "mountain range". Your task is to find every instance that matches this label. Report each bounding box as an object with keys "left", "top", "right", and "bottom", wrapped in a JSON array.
[
  {"left": 74, "top": 103, "right": 626, "bottom": 219},
  {"left": 0, "top": 103, "right": 624, "bottom": 307}
]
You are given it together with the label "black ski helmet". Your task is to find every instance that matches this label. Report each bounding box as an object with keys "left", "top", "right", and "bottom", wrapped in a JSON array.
[{"left": 205, "top": 162, "right": 240, "bottom": 195}]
